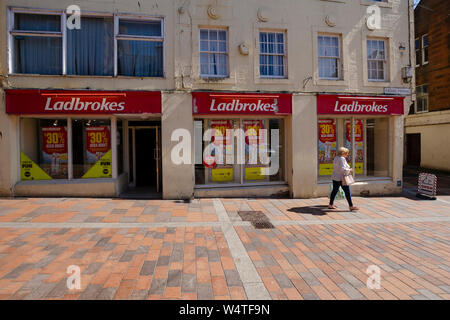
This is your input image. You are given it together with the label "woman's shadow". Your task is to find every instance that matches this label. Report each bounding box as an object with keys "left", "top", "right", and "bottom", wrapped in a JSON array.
[{"left": 287, "top": 205, "right": 347, "bottom": 216}]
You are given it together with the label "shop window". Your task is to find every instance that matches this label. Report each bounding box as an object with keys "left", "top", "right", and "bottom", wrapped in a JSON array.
[
  {"left": 12, "top": 13, "right": 62, "bottom": 74},
  {"left": 195, "top": 119, "right": 240, "bottom": 185},
  {"left": 422, "top": 34, "right": 428, "bottom": 65},
  {"left": 318, "top": 118, "right": 390, "bottom": 181},
  {"left": 318, "top": 35, "right": 341, "bottom": 80},
  {"left": 367, "top": 38, "right": 387, "bottom": 81},
  {"left": 118, "top": 19, "right": 163, "bottom": 77},
  {"left": 72, "top": 119, "right": 112, "bottom": 179},
  {"left": 195, "top": 118, "right": 285, "bottom": 186},
  {"left": 259, "top": 31, "right": 286, "bottom": 78},
  {"left": 20, "top": 119, "right": 68, "bottom": 180},
  {"left": 199, "top": 28, "right": 228, "bottom": 78},
  {"left": 416, "top": 85, "right": 429, "bottom": 113},
  {"left": 67, "top": 17, "right": 114, "bottom": 76}
]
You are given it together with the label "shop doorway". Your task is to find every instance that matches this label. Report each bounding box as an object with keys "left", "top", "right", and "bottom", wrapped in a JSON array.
[
  {"left": 406, "top": 133, "right": 421, "bottom": 166},
  {"left": 126, "top": 122, "right": 161, "bottom": 197}
]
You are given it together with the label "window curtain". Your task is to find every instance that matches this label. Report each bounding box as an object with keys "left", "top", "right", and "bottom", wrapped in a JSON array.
[
  {"left": 14, "top": 14, "right": 62, "bottom": 74},
  {"left": 67, "top": 17, "right": 114, "bottom": 76},
  {"left": 118, "top": 22, "right": 163, "bottom": 77}
]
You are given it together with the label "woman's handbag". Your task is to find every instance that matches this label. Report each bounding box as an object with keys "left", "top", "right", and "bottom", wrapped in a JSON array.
[{"left": 342, "top": 174, "right": 355, "bottom": 186}]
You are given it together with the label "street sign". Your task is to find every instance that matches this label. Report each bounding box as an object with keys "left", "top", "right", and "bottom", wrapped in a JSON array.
[
  {"left": 417, "top": 173, "right": 437, "bottom": 199},
  {"left": 384, "top": 87, "right": 412, "bottom": 95}
]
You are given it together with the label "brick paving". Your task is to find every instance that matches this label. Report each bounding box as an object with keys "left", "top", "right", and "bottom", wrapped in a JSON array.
[{"left": 0, "top": 193, "right": 449, "bottom": 300}]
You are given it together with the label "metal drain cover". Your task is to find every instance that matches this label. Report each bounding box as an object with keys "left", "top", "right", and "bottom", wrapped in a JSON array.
[{"left": 237, "top": 211, "right": 274, "bottom": 229}]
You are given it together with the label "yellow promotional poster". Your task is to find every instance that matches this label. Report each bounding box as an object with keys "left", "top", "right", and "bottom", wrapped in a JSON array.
[
  {"left": 354, "top": 162, "right": 363, "bottom": 175},
  {"left": 319, "top": 163, "right": 334, "bottom": 176},
  {"left": 211, "top": 168, "right": 233, "bottom": 182},
  {"left": 318, "top": 119, "right": 337, "bottom": 176},
  {"left": 20, "top": 152, "right": 52, "bottom": 180},
  {"left": 245, "top": 167, "right": 266, "bottom": 180},
  {"left": 82, "top": 150, "right": 112, "bottom": 178}
]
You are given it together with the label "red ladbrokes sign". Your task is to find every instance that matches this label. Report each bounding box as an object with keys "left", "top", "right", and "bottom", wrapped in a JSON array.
[
  {"left": 193, "top": 92, "right": 292, "bottom": 115},
  {"left": 317, "top": 95, "right": 404, "bottom": 115},
  {"left": 5, "top": 90, "right": 161, "bottom": 114}
]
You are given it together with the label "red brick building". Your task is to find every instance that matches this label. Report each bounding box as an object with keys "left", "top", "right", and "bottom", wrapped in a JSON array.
[{"left": 405, "top": 0, "right": 450, "bottom": 171}]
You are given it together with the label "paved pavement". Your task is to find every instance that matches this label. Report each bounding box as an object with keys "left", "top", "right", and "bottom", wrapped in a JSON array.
[{"left": 0, "top": 192, "right": 449, "bottom": 300}]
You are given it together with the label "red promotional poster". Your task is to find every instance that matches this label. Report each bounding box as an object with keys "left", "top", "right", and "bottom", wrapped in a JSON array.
[
  {"left": 345, "top": 120, "right": 363, "bottom": 143},
  {"left": 210, "top": 120, "right": 233, "bottom": 146},
  {"left": 345, "top": 120, "right": 364, "bottom": 174},
  {"left": 243, "top": 120, "right": 265, "bottom": 146},
  {"left": 41, "top": 126, "right": 68, "bottom": 178},
  {"left": 42, "top": 126, "right": 68, "bottom": 154},
  {"left": 318, "top": 119, "right": 336, "bottom": 143},
  {"left": 86, "top": 126, "right": 111, "bottom": 154}
]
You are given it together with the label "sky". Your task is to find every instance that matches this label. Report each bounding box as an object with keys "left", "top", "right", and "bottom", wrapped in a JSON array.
[{"left": 414, "top": 0, "right": 421, "bottom": 8}]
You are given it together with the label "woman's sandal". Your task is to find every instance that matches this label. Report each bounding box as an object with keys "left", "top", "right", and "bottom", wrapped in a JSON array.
[
  {"left": 349, "top": 206, "right": 359, "bottom": 211},
  {"left": 328, "top": 205, "right": 337, "bottom": 209}
]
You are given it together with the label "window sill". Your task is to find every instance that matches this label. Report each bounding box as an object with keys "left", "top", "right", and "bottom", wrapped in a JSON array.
[
  {"left": 8, "top": 73, "right": 166, "bottom": 80},
  {"left": 314, "top": 78, "right": 348, "bottom": 87},
  {"left": 255, "top": 77, "right": 290, "bottom": 85},
  {"left": 16, "top": 177, "right": 119, "bottom": 185},
  {"left": 364, "top": 80, "right": 391, "bottom": 88},
  {"left": 195, "top": 77, "right": 235, "bottom": 85},
  {"left": 318, "top": 0, "right": 346, "bottom": 3},
  {"left": 360, "top": 0, "right": 393, "bottom": 8},
  {"left": 195, "top": 181, "right": 287, "bottom": 189},
  {"left": 318, "top": 177, "right": 393, "bottom": 184}
]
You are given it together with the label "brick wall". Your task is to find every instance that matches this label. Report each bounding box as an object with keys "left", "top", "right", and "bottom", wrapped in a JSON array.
[{"left": 415, "top": 0, "right": 450, "bottom": 112}]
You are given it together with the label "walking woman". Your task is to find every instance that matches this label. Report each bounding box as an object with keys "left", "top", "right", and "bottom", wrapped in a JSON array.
[{"left": 328, "top": 147, "right": 359, "bottom": 211}]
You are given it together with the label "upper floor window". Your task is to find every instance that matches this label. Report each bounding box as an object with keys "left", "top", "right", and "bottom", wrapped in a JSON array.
[
  {"left": 67, "top": 17, "right": 114, "bottom": 76},
  {"left": 318, "top": 35, "right": 341, "bottom": 80},
  {"left": 259, "top": 31, "right": 286, "bottom": 78},
  {"left": 367, "top": 38, "right": 387, "bottom": 81},
  {"left": 117, "top": 19, "right": 164, "bottom": 77},
  {"left": 415, "top": 38, "right": 420, "bottom": 67},
  {"left": 12, "top": 13, "right": 62, "bottom": 74},
  {"left": 416, "top": 85, "right": 429, "bottom": 113},
  {"left": 9, "top": 9, "right": 164, "bottom": 77},
  {"left": 422, "top": 34, "right": 429, "bottom": 65},
  {"left": 199, "top": 28, "right": 228, "bottom": 78}
]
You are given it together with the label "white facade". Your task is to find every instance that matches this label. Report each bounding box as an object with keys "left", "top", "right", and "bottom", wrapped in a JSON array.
[{"left": 0, "top": 0, "right": 414, "bottom": 199}]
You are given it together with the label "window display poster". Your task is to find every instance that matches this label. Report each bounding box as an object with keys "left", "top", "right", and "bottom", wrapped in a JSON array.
[
  {"left": 83, "top": 126, "right": 112, "bottom": 178},
  {"left": 245, "top": 167, "right": 266, "bottom": 180},
  {"left": 41, "top": 126, "right": 68, "bottom": 178},
  {"left": 210, "top": 120, "right": 234, "bottom": 182},
  {"left": 211, "top": 168, "right": 233, "bottom": 182},
  {"left": 243, "top": 120, "right": 266, "bottom": 180},
  {"left": 210, "top": 120, "right": 233, "bottom": 164},
  {"left": 243, "top": 120, "right": 265, "bottom": 147},
  {"left": 21, "top": 152, "right": 52, "bottom": 180},
  {"left": 345, "top": 120, "right": 364, "bottom": 174},
  {"left": 318, "top": 119, "right": 337, "bottom": 176}
]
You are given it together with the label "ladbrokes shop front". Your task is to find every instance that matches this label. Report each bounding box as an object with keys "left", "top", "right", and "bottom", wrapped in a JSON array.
[
  {"left": 3, "top": 89, "right": 407, "bottom": 199},
  {"left": 5, "top": 89, "right": 162, "bottom": 198},
  {"left": 312, "top": 94, "right": 406, "bottom": 198},
  {"left": 191, "top": 92, "right": 292, "bottom": 198}
]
